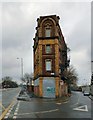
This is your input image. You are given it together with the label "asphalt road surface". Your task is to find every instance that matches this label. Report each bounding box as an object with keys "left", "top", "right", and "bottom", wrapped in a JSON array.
[
  {"left": 3, "top": 91, "right": 92, "bottom": 119},
  {"left": 0, "top": 90, "right": 2, "bottom": 116},
  {"left": 1, "top": 87, "right": 21, "bottom": 114}
]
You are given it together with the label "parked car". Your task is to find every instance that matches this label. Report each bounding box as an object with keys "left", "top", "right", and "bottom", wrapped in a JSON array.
[{"left": 83, "top": 91, "right": 90, "bottom": 96}]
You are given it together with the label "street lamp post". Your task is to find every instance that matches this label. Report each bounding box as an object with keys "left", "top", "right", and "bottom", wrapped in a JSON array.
[
  {"left": 17, "top": 57, "right": 24, "bottom": 82},
  {"left": 91, "top": 61, "right": 93, "bottom": 84},
  {"left": 21, "top": 58, "right": 23, "bottom": 79}
]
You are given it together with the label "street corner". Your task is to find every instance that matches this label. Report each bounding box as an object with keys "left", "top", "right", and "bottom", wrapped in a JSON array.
[{"left": 55, "top": 95, "right": 70, "bottom": 104}]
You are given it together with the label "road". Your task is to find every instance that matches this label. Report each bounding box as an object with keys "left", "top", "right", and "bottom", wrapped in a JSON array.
[
  {"left": 3, "top": 91, "right": 92, "bottom": 119},
  {"left": 0, "top": 90, "right": 2, "bottom": 116},
  {"left": 2, "top": 88, "right": 20, "bottom": 109},
  {"left": 0, "top": 87, "right": 21, "bottom": 118}
]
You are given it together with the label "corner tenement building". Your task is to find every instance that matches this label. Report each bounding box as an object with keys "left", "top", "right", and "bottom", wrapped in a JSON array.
[{"left": 33, "top": 15, "right": 69, "bottom": 98}]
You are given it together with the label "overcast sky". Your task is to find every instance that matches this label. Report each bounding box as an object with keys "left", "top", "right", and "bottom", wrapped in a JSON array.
[{"left": 1, "top": 1, "right": 92, "bottom": 85}]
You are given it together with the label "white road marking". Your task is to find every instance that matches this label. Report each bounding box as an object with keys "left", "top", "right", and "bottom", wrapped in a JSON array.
[
  {"left": 45, "top": 109, "right": 59, "bottom": 113},
  {"left": 10, "top": 108, "right": 13, "bottom": 111},
  {"left": 40, "top": 109, "right": 59, "bottom": 113},
  {"left": 6, "top": 113, "right": 10, "bottom": 116},
  {"left": 17, "top": 109, "right": 59, "bottom": 116},
  {"left": 4, "top": 116, "right": 8, "bottom": 119},
  {"left": 15, "top": 109, "right": 18, "bottom": 112},
  {"left": 8, "top": 110, "right": 12, "bottom": 113},
  {"left": 13, "top": 101, "right": 20, "bottom": 119},
  {"left": 73, "top": 105, "right": 88, "bottom": 112},
  {"left": 13, "top": 116, "right": 17, "bottom": 119},
  {"left": 14, "top": 112, "right": 17, "bottom": 115},
  {"left": 4, "top": 100, "right": 18, "bottom": 119},
  {"left": 71, "top": 94, "right": 80, "bottom": 107},
  {"left": 15, "top": 108, "right": 19, "bottom": 110},
  {"left": 56, "top": 103, "right": 61, "bottom": 105},
  {"left": 63, "top": 101, "right": 69, "bottom": 104}
]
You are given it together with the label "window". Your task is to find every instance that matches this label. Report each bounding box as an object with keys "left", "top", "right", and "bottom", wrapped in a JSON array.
[
  {"left": 45, "top": 60, "right": 52, "bottom": 71},
  {"left": 45, "top": 24, "right": 51, "bottom": 37},
  {"left": 45, "top": 28, "right": 51, "bottom": 37},
  {"left": 46, "top": 45, "right": 51, "bottom": 53}
]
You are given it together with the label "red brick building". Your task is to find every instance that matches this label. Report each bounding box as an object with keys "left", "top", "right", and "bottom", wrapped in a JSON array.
[{"left": 33, "top": 15, "right": 69, "bottom": 98}]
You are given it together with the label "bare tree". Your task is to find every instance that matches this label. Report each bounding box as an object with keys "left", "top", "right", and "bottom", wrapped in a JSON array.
[
  {"left": 2, "top": 76, "right": 18, "bottom": 88},
  {"left": 2, "top": 76, "right": 12, "bottom": 81},
  {"left": 21, "top": 73, "right": 33, "bottom": 85},
  {"left": 63, "top": 65, "right": 78, "bottom": 85}
]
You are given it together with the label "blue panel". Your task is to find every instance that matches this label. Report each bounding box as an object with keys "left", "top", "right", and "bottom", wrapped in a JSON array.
[
  {"left": 43, "top": 77, "right": 55, "bottom": 98},
  {"left": 34, "top": 78, "right": 39, "bottom": 86}
]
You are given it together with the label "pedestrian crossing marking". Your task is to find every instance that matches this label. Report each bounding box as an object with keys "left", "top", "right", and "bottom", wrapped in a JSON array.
[{"left": 73, "top": 105, "right": 88, "bottom": 112}]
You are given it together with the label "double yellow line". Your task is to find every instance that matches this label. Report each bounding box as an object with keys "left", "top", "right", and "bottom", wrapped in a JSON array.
[
  {"left": 0, "top": 102, "right": 5, "bottom": 111},
  {"left": 0, "top": 98, "right": 17, "bottom": 120}
]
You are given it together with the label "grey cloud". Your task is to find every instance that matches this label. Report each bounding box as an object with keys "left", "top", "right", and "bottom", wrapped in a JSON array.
[
  {"left": 2, "top": 3, "right": 35, "bottom": 49},
  {"left": 66, "top": 15, "right": 91, "bottom": 52},
  {"left": 91, "top": 2, "right": 93, "bottom": 61}
]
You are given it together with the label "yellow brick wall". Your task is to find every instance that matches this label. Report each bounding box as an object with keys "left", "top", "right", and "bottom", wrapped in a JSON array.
[
  {"left": 39, "top": 39, "right": 59, "bottom": 45},
  {"left": 38, "top": 44, "right": 42, "bottom": 75},
  {"left": 34, "top": 44, "right": 42, "bottom": 78},
  {"left": 55, "top": 42, "right": 59, "bottom": 76},
  {"left": 55, "top": 77, "right": 60, "bottom": 97},
  {"left": 39, "top": 77, "right": 43, "bottom": 97},
  {"left": 34, "top": 38, "right": 59, "bottom": 78}
]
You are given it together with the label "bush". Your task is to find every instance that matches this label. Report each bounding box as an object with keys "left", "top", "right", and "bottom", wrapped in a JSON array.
[{"left": 2, "top": 76, "right": 18, "bottom": 88}]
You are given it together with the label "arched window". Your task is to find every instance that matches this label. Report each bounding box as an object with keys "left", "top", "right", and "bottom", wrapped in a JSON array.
[
  {"left": 42, "top": 19, "right": 55, "bottom": 37},
  {"left": 45, "top": 24, "right": 51, "bottom": 37}
]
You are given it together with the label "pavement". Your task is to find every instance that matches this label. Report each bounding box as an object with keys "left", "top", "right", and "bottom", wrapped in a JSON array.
[
  {"left": 89, "top": 95, "right": 93, "bottom": 101},
  {"left": 25, "top": 91, "right": 69, "bottom": 103},
  {"left": 17, "top": 90, "right": 70, "bottom": 105}
]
